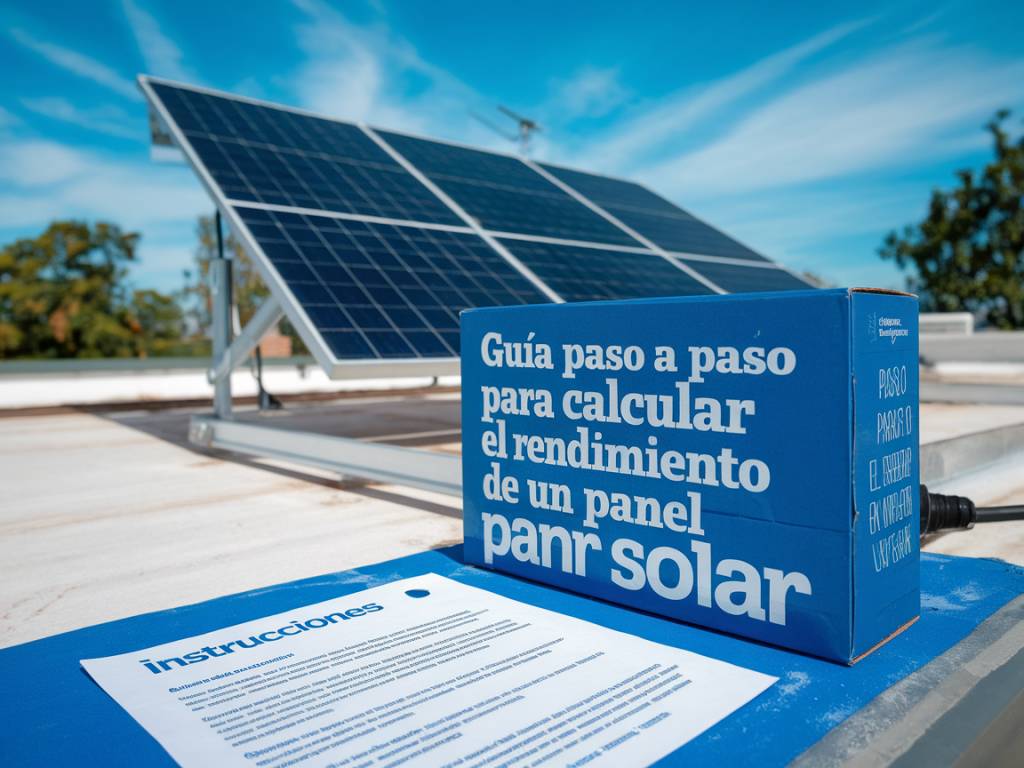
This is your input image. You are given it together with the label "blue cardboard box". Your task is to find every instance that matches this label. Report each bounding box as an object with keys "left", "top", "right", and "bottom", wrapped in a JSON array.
[{"left": 461, "top": 289, "right": 920, "bottom": 663}]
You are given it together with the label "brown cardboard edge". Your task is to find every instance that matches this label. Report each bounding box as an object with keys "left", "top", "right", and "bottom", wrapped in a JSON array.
[
  {"left": 848, "top": 614, "right": 921, "bottom": 665},
  {"left": 849, "top": 286, "right": 917, "bottom": 298}
]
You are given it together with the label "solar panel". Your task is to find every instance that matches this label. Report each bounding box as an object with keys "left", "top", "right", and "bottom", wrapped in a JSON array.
[
  {"left": 141, "top": 76, "right": 814, "bottom": 373},
  {"left": 149, "top": 82, "right": 463, "bottom": 225},
  {"left": 540, "top": 164, "right": 769, "bottom": 262},
  {"left": 674, "top": 258, "right": 814, "bottom": 293},
  {"left": 233, "top": 206, "right": 546, "bottom": 359},
  {"left": 378, "top": 131, "right": 639, "bottom": 247},
  {"left": 498, "top": 239, "right": 714, "bottom": 303}
]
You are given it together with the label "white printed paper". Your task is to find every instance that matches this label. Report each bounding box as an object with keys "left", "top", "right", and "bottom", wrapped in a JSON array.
[{"left": 82, "top": 573, "right": 775, "bottom": 767}]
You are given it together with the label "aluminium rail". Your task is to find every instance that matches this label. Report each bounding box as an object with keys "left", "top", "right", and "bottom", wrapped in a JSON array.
[
  {"left": 187, "top": 413, "right": 1024, "bottom": 501},
  {"left": 189, "top": 416, "right": 461, "bottom": 497}
]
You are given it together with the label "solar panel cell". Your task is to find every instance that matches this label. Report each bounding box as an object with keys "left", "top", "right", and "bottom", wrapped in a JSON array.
[
  {"left": 540, "top": 164, "right": 768, "bottom": 262},
  {"left": 150, "top": 82, "right": 463, "bottom": 225},
  {"left": 612, "top": 208, "right": 767, "bottom": 262},
  {"left": 403, "top": 331, "right": 450, "bottom": 356},
  {"left": 539, "top": 165, "right": 682, "bottom": 217},
  {"left": 322, "top": 331, "right": 375, "bottom": 359},
  {"left": 498, "top": 239, "right": 714, "bottom": 303},
  {"left": 676, "top": 259, "right": 814, "bottom": 293},
  {"left": 288, "top": 282, "right": 335, "bottom": 305},
  {"left": 302, "top": 304, "right": 352, "bottom": 330},
  {"left": 378, "top": 132, "right": 640, "bottom": 246},
  {"left": 231, "top": 206, "right": 547, "bottom": 358}
]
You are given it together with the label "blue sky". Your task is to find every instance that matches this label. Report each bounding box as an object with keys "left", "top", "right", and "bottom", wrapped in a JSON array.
[{"left": 1, "top": 0, "right": 1021, "bottom": 292}]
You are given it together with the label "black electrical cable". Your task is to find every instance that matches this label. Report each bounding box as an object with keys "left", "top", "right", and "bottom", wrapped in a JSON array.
[
  {"left": 920, "top": 485, "right": 1024, "bottom": 536},
  {"left": 252, "top": 346, "right": 283, "bottom": 411},
  {"left": 975, "top": 505, "right": 1024, "bottom": 524}
]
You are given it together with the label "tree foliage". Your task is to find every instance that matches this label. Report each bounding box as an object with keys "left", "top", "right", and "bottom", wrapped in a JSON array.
[
  {"left": 0, "top": 220, "right": 184, "bottom": 359},
  {"left": 128, "top": 289, "right": 187, "bottom": 354},
  {"left": 0, "top": 216, "right": 309, "bottom": 361},
  {"left": 881, "top": 111, "right": 1024, "bottom": 328}
]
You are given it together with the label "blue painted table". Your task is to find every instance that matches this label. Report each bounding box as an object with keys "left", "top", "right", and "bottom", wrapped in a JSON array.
[{"left": 2, "top": 547, "right": 1022, "bottom": 766}]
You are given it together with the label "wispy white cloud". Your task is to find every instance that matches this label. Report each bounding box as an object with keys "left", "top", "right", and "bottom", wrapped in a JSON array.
[
  {"left": 694, "top": 184, "right": 926, "bottom": 259},
  {"left": 9, "top": 28, "right": 140, "bottom": 101},
  {"left": 901, "top": 4, "right": 952, "bottom": 35},
  {"left": 569, "top": 19, "right": 869, "bottom": 171},
  {"left": 20, "top": 97, "right": 140, "bottom": 140},
  {"left": 674, "top": 186, "right": 926, "bottom": 288},
  {"left": 547, "top": 68, "right": 631, "bottom": 121},
  {"left": 535, "top": 22, "right": 1022, "bottom": 286},
  {"left": 288, "top": 0, "right": 500, "bottom": 146},
  {"left": 120, "top": 0, "right": 195, "bottom": 82},
  {"left": 0, "top": 106, "right": 16, "bottom": 126},
  {"left": 0, "top": 136, "right": 209, "bottom": 290},
  {"left": 639, "top": 40, "right": 1024, "bottom": 198},
  {"left": 0, "top": 139, "right": 92, "bottom": 186},
  {"left": 0, "top": 138, "right": 207, "bottom": 229}
]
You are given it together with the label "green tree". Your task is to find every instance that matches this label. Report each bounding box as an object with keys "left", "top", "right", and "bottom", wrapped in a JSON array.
[
  {"left": 126, "top": 289, "right": 186, "bottom": 357},
  {"left": 880, "top": 111, "right": 1023, "bottom": 328},
  {"left": 1, "top": 221, "right": 136, "bottom": 358},
  {"left": 0, "top": 220, "right": 188, "bottom": 359}
]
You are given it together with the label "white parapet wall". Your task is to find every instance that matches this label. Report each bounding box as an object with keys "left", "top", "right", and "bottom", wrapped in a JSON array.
[
  {"left": 0, "top": 357, "right": 460, "bottom": 410},
  {"left": 920, "top": 312, "right": 974, "bottom": 336}
]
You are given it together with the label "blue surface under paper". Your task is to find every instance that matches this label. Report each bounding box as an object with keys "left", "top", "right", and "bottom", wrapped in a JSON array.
[{"left": 1, "top": 548, "right": 1021, "bottom": 767}]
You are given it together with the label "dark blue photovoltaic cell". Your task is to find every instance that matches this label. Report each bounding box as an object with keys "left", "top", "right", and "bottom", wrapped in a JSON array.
[
  {"left": 234, "top": 206, "right": 547, "bottom": 358},
  {"left": 150, "top": 83, "right": 462, "bottom": 225},
  {"left": 540, "top": 164, "right": 769, "bottom": 262},
  {"left": 499, "top": 239, "right": 713, "bottom": 303},
  {"left": 542, "top": 166, "right": 683, "bottom": 217},
  {"left": 678, "top": 258, "right": 814, "bottom": 293},
  {"left": 378, "top": 131, "right": 640, "bottom": 247}
]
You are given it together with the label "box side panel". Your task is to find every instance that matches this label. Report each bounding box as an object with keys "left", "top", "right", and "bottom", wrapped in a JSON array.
[
  {"left": 850, "top": 292, "right": 920, "bottom": 658},
  {"left": 462, "top": 293, "right": 854, "bottom": 660}
]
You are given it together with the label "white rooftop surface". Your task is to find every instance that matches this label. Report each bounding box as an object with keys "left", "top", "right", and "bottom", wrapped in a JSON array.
[{"left": 1, "top": 393, "right": 1022, "bottom": 649}]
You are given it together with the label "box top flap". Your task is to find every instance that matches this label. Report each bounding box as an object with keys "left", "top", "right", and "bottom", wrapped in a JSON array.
[{"left": 850, "top": 287, "right": 916, "bottom": 298}]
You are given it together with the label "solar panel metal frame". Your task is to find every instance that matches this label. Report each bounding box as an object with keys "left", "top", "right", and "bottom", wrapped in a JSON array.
[{"left": 141, "top": 75, "right": 813, "bottom": 381}]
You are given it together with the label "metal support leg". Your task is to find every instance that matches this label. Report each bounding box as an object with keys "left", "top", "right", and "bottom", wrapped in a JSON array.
[
  {"left": 189, "top": 415, "right": 462, "bottom": 496},
  {"left": 208, "top": 296, "right": 284, "bottom": 384},
  {"left": 212, "top": 210, "right": 233, "bottom": 420}
]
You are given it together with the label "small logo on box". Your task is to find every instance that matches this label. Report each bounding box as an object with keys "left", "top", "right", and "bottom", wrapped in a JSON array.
[{"left": 878, "top": 316, "right": 909, "bottom": 344}]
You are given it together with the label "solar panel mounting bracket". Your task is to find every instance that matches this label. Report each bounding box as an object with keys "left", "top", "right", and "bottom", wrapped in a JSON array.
[{"left": 208, "top": 296, "right": 285, "bottom": 386}]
